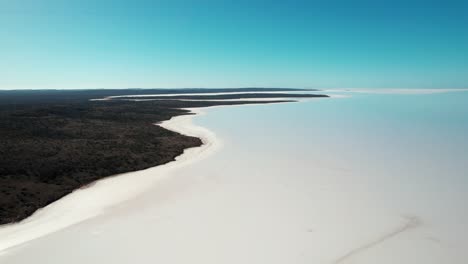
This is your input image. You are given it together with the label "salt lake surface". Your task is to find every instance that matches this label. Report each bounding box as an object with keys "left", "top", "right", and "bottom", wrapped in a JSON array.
[{"left": 1, "top": 89, "right": 467, "bottom": 264}]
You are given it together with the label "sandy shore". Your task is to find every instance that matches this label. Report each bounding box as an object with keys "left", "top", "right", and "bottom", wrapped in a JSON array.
[
  {"left": 0, "top": 99, "right": 323, "bottom": 254},
  {"left": 0, "top": 108, "right": 220, "bottom": 254},
  {"left": 2, "top": 92, "right": 467, "bottom": 263}
]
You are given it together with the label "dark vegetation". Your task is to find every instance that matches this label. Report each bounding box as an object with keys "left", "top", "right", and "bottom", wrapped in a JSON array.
[
  {"left": 0, "top": 88, "right": 325, "bottom": 224},
  {"left": 113, "top": 93, "right": 328, "bottom": 101},
  {"left": 0, "top": 88, "right": 314, "bottom": 105}
]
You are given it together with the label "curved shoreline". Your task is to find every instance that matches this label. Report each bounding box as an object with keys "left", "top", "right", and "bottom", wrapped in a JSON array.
[
  {"left": 0, "top": 95, "right": 332, "bottom": 254},
  {"left": 0, "top": 108, "right": 221, "bottom": 254}
]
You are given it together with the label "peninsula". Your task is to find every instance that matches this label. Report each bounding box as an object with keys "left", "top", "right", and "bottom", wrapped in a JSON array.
[{"left": 0, "top": 88, "right": 327, "bottom": 224}]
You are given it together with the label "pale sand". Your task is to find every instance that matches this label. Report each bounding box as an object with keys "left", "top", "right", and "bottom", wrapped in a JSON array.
[
  {"left": 2, "top": 93, "right": 467, "bottom": 263},
  {"left": 0, "top": 108, "right": 221, "bottom": 254},
  {"left": 3, "top": 97, "right": 460, "bottom": 264}
]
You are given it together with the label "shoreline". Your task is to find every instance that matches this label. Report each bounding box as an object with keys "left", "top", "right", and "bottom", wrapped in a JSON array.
[
  {"left": 0, "top": 107, "right": 221, "bottom": 254},
  {"left": 0, "top": 91, "right": 333, "bottom": 254}
]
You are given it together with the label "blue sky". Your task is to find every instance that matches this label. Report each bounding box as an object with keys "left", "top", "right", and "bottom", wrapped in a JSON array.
[{"left": 1, "top": 0, "right": 467, "bottom": 89}]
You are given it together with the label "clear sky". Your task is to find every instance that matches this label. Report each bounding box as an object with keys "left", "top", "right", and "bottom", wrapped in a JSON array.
[{"left": 1, "top": 0, "right": 467, "bottom": 89}]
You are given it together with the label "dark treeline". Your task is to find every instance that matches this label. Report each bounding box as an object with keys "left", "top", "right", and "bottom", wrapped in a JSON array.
[
  {"left": 113, "top": 93, "right": 328, "bottom": 100},
  {"left": 0, "top": 88, "right": 314, "bottom": 105}
]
